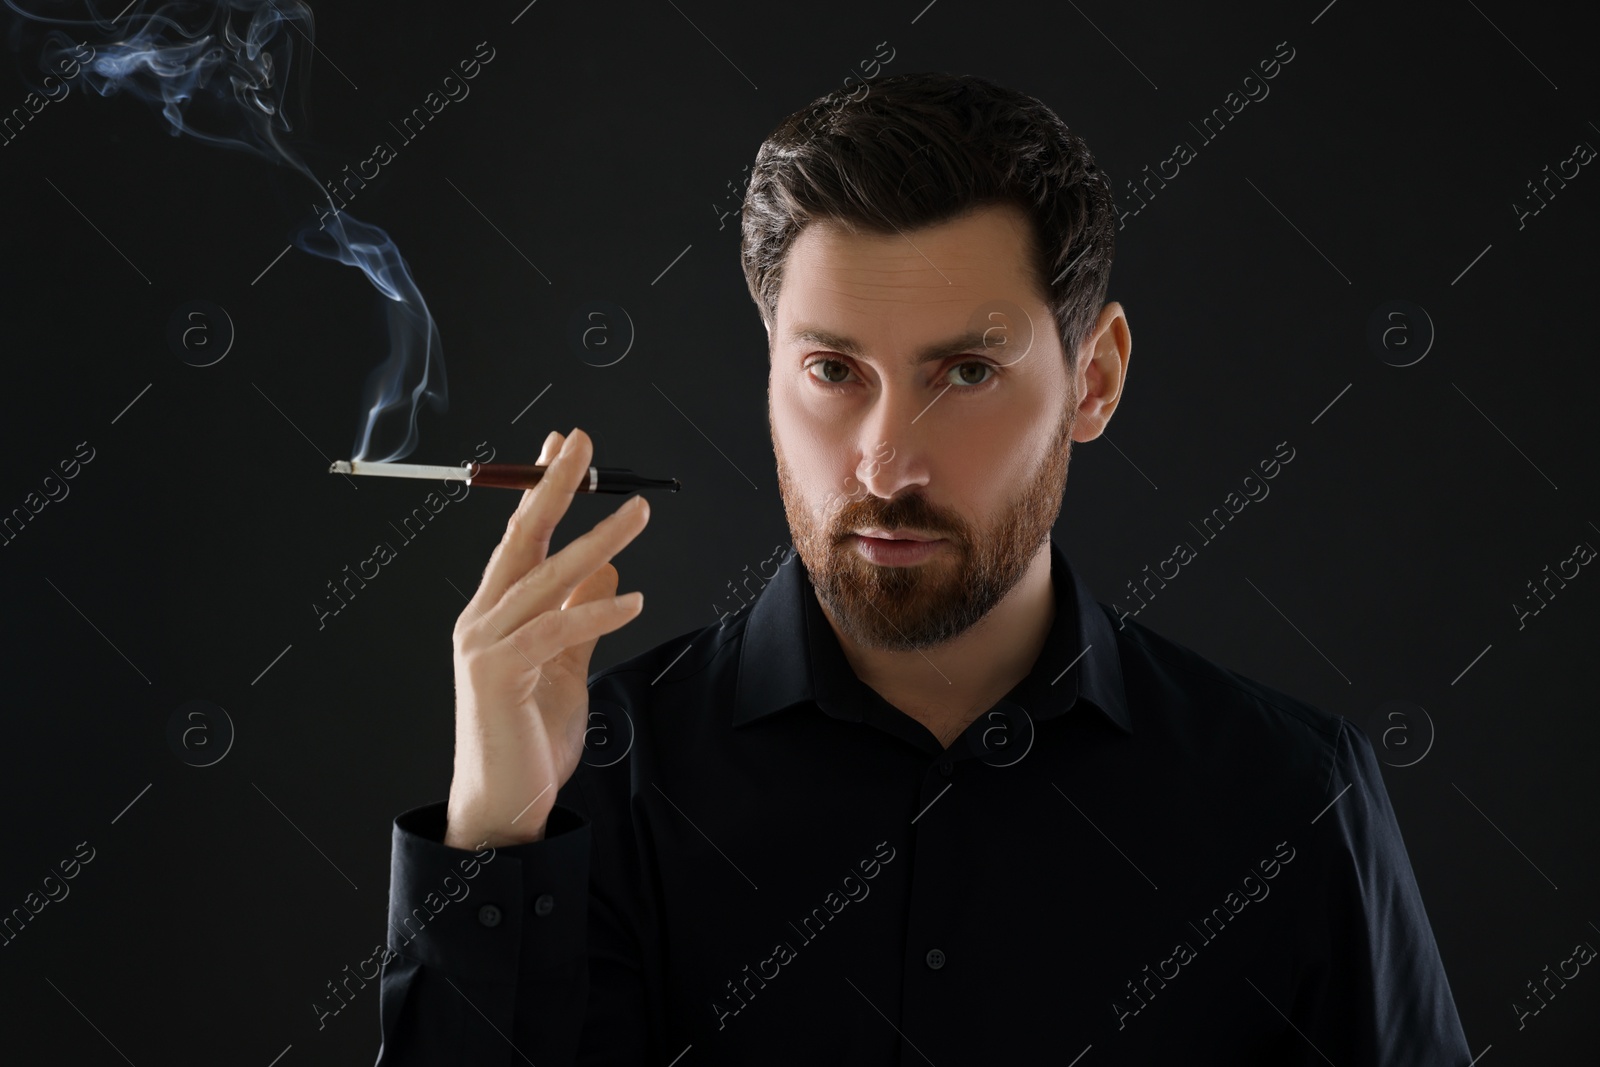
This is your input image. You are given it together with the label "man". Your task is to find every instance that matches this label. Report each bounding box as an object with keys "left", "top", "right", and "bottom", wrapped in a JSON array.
[{"left": 375, "top": 71, "right": 1472, "bottom": 1064}]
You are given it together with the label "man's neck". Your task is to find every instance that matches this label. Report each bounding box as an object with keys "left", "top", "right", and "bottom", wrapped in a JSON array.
[{"left": 820, "top": 543, "right": 1057, "bottom": 746}]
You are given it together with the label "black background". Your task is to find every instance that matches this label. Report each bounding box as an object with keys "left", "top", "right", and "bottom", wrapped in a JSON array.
[{"left": 1, "top": 0, "right": 1595, "bottom": 1062}]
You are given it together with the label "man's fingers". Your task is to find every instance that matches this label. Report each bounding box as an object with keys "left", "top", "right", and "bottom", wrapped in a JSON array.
[
  {"left": 564, "top": 564, "right": 624, "bottom": 675},
  {"left": 473, "top": 428, "right": 593, "bottom": 611},
  {"left": 487, "top": 494, "right": 647, "bottom": 638},
  {"left": 465, "top": 431, "right": 562, "bottom": 619},
  {"left": 506, "top": 581, "right": 643, "bottom": 672},
  {"left": 563, "top": 562, "right": 619, "bottom": 611}
]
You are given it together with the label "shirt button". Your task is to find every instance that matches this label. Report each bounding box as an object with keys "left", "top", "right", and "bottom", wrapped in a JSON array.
[
  {"left": 937, "top": 760, "right": 953, "bottom": 777},
  {"left": 477, "top": 903, "right": 502, "bottom": 928},
  {"left": 925, "top": 948, "right": 946, "bottom": 970},
  {"left": 534, "top": 893, "right": 555, "bottom": 917}
]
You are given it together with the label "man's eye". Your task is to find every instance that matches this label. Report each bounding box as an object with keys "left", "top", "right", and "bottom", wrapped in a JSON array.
[
  {"left": 809, "top": 359, "right": 852, "bottom": 385},
  {"left": 946, "top": 361, "right": 995, "bottom": 387},
  {"left": 806, "top": 358, "right": 999, "bottom": 389}
]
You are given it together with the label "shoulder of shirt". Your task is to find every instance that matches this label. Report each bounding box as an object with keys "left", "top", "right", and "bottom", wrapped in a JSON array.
[{"left": 1108, "top": 605, "right": 1352, "bottom": 755}]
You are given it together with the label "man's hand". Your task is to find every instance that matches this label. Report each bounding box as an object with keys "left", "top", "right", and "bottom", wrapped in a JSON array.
[{"left": 443, "top": 428, "right": 650, "bottom": 849}]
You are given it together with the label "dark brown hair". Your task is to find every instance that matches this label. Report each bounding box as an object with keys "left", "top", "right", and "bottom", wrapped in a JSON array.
[{"left": 740, "top": 70, "right": 1117, "bottom": 371}]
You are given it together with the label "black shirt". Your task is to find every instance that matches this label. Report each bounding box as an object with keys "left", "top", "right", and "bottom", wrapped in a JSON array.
[{"left": 374, "top": 538, "right": 1472, "bottom": 1065}]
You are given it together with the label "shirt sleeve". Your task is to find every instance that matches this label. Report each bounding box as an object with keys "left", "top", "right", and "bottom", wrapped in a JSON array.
[
  {"left": 373, "top": 796, "right": 654, "bottom": 1065},
  {"left": 1289, "top": 717, "right": 1473, "bottom": 1065}
]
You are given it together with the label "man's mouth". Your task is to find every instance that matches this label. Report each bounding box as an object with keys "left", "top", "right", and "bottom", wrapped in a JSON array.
[
  {"left": 847, "top": 531, "right": 949, "bottom": 566},
  {"left": 852, "top": 528, "right": 940, "bottom": 542}
]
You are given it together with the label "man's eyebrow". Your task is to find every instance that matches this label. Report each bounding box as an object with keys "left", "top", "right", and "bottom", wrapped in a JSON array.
[{"left": 786, "top": 326, "right": 995, "bottom": 365}]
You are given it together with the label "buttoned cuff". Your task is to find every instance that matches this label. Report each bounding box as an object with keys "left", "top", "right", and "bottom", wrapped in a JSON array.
[{"left": 387, "top": 801, "right": 591, "bottom": 985}]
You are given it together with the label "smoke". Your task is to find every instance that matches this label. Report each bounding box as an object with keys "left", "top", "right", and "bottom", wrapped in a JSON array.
[{"left": 9, "top": 0, "right": 446, "bottom": 462}]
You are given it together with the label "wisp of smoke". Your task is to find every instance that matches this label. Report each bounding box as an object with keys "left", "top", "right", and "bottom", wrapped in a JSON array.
[{"left": 9, "top": 0, "right": 446, "bottom": 462}]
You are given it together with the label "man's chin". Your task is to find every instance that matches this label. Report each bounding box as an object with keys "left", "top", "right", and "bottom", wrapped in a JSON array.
[
  {"left": 817, "top": 549, "right": 973, "bottom": 648},
  {"left": 827, "top": 600, "right": 966, "bottom": 652}
]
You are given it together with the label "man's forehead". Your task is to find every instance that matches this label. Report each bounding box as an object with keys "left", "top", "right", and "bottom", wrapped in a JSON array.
[{"left": 778, "top": 212, "right": 1042, "bottom": 326}]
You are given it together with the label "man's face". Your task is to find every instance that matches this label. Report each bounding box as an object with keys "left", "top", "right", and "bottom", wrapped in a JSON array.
[{"left": 767, "top": 202, "right": 1079, "bottom": 652}]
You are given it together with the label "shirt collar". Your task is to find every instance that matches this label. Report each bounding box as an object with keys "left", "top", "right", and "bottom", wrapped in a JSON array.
[{"left": 731, "top": 537, "right": 1132, "bottom": 735}]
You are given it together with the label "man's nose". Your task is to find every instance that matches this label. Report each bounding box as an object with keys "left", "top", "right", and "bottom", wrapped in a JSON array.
[{"left": 854, "top": 386, "right": 932, "bottom": 500}]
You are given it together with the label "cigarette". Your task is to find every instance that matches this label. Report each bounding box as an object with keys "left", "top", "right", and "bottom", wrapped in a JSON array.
[{"left": 328, "top": 459, "right": 681, "bottom": 494}]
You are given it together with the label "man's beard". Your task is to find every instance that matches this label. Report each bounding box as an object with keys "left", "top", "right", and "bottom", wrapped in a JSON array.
[{"left": 773, "top": 394, "right": 1076, "bottom": 653}]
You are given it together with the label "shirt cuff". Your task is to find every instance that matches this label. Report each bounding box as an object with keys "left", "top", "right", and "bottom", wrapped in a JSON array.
[{"left": 386, "top": 800, "right": 591, "bottom": 985}]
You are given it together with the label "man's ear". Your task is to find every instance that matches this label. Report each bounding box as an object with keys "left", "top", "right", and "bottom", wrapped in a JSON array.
[{"left": 1069, "top": 301, "right": 1131, "bottom": 444}]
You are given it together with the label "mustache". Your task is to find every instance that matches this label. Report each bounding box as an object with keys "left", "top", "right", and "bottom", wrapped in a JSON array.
[{"left": 831, "top": 495, "right": 963, "bottom": 543}]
